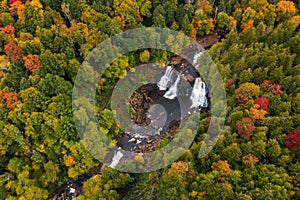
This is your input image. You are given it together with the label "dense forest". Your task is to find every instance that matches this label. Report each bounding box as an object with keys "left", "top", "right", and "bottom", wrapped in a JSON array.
[{"left": 0, "top": 0, "right": 300, "bottom": 199}]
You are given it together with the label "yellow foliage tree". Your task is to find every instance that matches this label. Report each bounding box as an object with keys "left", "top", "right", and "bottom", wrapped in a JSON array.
[
  {"left": 134, "top": 155, "right": 144, "bottom": 163},
  {"left": 168, "top": 161, "right": 189, "bottom": 175},
  {"left": 139, "top": 50, "right": 150, "bottom": 63},
  {"left": 195, "top": 0, "right": 213, "bottom": 15},
  {"left": 16, "top": 2, "right": 26, "bottom": 24},
  {"left": 30, "top": 0, "right": 43, "bottom": 10},
  {"left": 233, "top": 82, "right": 260, "bottom": 103},
  {"left": 227, "top": 16, "right": 237, "bottom": 30}
]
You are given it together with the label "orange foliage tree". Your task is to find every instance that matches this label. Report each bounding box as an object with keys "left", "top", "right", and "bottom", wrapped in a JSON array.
[
  {"left": 192, "top": 18, "right": 202, "bottom": 31},
  {"left": 242, "top": 154, "right": 259, "bottom": 167},
  {"left": 289, "top": 15, "right": 300, "bottom": 25},
  {"left": 276, "top": 0, "right": 297, "bottom": 21},
  {"left": 65, "top": 155, "right": 77, "bottom": 168},
  {"left": 190, "top": 28, "right": 197, "bottom": 41},
  {"left": 249, "top": 104, "right": 268, "bottom": 120},
  {"left": 9, "top": 0, "right": 23, "bottom": 16},
  {"left": 241, "top": 19, "right": 254, "bottom": 32},
  {"left": 0, "top": 24, "right": 15, "bottom": 40},
  {"left": 23, "top": 54, "right": 41, "bottom": 73},
  {"left": 276, "top": 1, "right": 296, "bottom": 13},
  {"left": 211, "top": 160, "right": 232, "bottom": 181},
  {"left": 116, "top": 15, "right": 126, "bottom": 29},
  {"left": 0, "top": 89, "right": 21, "bottom": 110}
]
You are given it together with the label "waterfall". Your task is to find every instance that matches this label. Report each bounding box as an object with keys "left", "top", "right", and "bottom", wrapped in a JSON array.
[
  {"left": 190, "top": 77, "right": 208, "bottom": 109},
  {"left": 157, "top": 65, "right": 175, "bottom": 90},
  {"left": 192, "top": 52, "right": 203, "bottom": 69},
  {"left": 109, "top": 148, "right": 123, "bottom": 168},
  {"left": 163, "top": 74, "right": 181, "bottom": 100}
]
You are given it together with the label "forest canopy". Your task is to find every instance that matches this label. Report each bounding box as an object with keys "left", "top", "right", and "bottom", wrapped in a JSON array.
[{"left": 0, "top": 0, "right": 300, "bottom": 199}]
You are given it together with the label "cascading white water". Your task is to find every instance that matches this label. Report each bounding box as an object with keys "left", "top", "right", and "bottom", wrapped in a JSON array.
[
  {"left": 190, "top": 77, "right": 208, "bottom": 109},
  {"left": 109, "top": 148, "right": 123, "bottom": 168},
  {"left": 157, "top": 65, "right": 174, "bottom": 90},
  {"left": 192, "top": 52, "right": 203, "bottom": 69},
  {"left": 163, "top": 74, "right": 181, "bottom": 99}
]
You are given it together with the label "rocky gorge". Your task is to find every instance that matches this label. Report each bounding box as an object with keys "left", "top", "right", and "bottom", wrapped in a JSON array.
[{"left": 107, "top": 45, "right": 210, "bottom": 170}]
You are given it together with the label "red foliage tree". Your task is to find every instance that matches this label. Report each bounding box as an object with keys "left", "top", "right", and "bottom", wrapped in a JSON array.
[
  {"left": 4, "top": 41, "right": 23, "bottom": 62},
  {"left": 261, "top": 80, "right": 283, "bottom": 94},
  {"left": 226, "top": 79, "right": 234, "bottom": 88},
  {"left": 23, "top": 54, "right": 41, "bottom": 73},
  {"left": 254, "top": 97, "right": 270, "bottom": 110},
  {"left": 236, "top": 117, "right": 256, "bottom": 139},
  {"left": 285, "top": 130, "right": 300, "bottom": 152},
  {"left": 9, "top": 0, "right": 19, "bottom": 4},
  {"left": 272, "top": 84, "right": 283, "bottom": 95}
]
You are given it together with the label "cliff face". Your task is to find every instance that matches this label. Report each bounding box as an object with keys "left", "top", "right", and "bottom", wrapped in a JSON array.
[{"left": 198, "top": 35, "right": 221, "bottom": 49}]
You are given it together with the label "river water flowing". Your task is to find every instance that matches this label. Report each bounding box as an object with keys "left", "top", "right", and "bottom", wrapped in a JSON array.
[{"left": 108, "top": 50, "right": 209, "bottom": 170}]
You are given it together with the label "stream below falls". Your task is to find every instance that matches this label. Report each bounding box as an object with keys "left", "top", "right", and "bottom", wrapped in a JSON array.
[{"left": 107, "top": 52, "right": 210, "bottom": 170}]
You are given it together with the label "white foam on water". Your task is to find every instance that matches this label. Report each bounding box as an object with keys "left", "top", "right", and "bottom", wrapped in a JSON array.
[
  {"left": 164, "top": 74, "right": 181, "bottom": 99},
  {"left": 190, "top": 77, "right": 208, "bottom": 109},
  {"left": 192, "top": 52, "right": 203, "bottom": 69},
  {"left": 109, "top": 149, "right": 123, "bottom": 168},
  {"left": 157, "top": 65, "right": 174, "bottom": 90}
]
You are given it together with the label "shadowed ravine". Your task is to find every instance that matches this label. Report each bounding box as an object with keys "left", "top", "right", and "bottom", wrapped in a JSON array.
[{"left": 106, "top": 49, "right": 210, "bottom": 170}]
